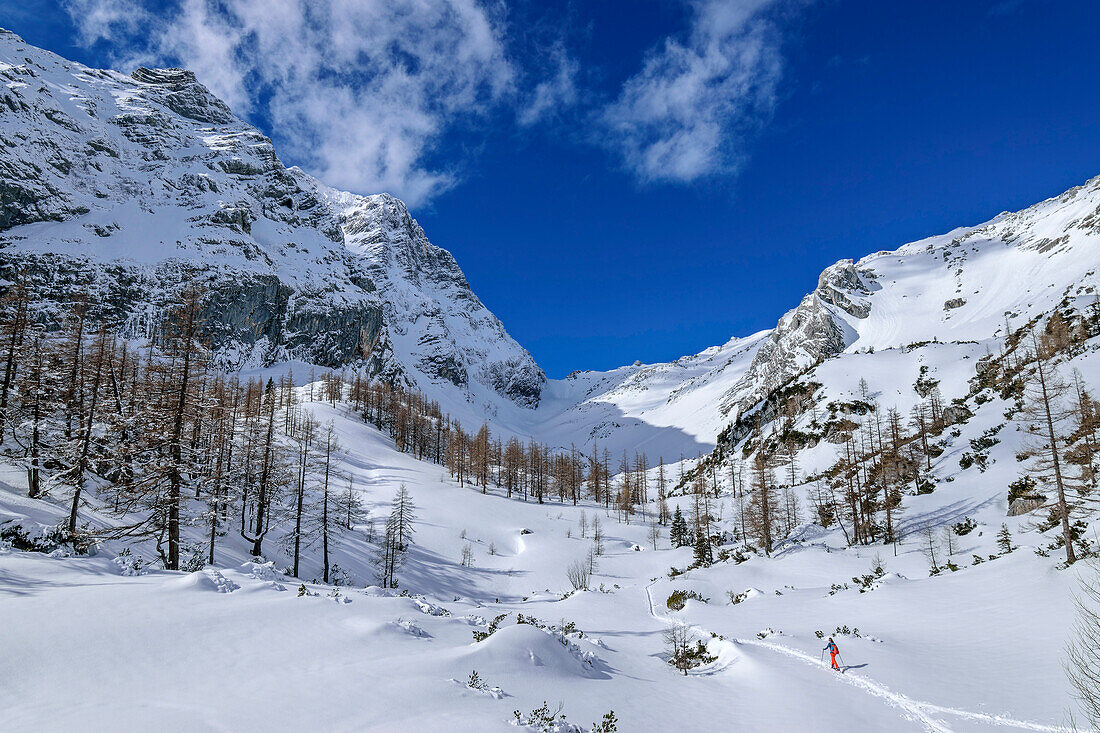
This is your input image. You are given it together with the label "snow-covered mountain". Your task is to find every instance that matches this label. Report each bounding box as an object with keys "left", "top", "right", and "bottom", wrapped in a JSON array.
[
  {"left": 542, "top": 175, "right": 1100, "bottom": 463},
  {"left": 3, "top": 29, "right": 1100, "bottom": 733},
  {"left": 0, "top": 29, "right": 543, "bottom": 408},
  {"left": 2, "top": 27, "right": 1098, "bottom": 460}
]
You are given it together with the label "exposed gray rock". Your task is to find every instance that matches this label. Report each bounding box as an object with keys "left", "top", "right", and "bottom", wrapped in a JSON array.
[{"left": 0, "top": 29, "right": 543, "bottom": 407}]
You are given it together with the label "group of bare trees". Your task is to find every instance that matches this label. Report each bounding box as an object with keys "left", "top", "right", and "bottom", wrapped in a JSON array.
[
  {"left": 348, "top": 374, "right": 678, "bottom": 518},
  {"left": 688, "top": 305, "right": 1100, "bottom": 565},
  {"left": 1007, "top": 312, "right": 1100, "bottom": 565},
  {"left": 0, "top": 286, "right": 364, "bottom": 579}
]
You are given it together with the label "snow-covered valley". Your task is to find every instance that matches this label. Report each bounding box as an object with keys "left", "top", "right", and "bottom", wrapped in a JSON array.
[
  {"left": 1, "top": 25, "right": 1099, "bottom": 733},
  {"left": 0, "top": 393, "right": 1090, "bottom": 732}
]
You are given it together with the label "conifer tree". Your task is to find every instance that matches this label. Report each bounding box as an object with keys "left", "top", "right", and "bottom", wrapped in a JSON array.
[
  {"left": 997, "top": 524, "right": 1014, "bottom": 554},
  {"left": 693, "top": 527, "right": 713, "bottom": 566},
  {"left": 670, "top": 506, "right": 689, "bottom": 548},
  {"left": 377, "top": 484, "right": 416, "bottom": 588}
]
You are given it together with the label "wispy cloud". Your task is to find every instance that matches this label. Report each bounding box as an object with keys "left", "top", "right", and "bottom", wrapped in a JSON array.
[
  {"left": 600, "top": 0, "right": 790, "bottom": 184},
  {"left": 517, "top": 41, "right": 579, "bottom": 128},
  {"left": 66, "top": 0, "right": 514, "bottom": 206},
  {"left": 64, "top": 0, "right": 803, "bottom": 200}
]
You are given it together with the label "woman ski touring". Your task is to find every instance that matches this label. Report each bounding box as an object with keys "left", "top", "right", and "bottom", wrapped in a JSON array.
[{"left": 823, "top": 637, "right": 841, "bottom": 671}]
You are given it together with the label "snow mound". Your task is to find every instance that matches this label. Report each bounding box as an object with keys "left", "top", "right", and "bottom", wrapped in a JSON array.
[
  {"left": 448, "top": 677, "right": 507, "bottom": 699},
  {"left": 206, "top": 569, "right": 240, "bottom": 593},
  {"left": 113, "top": 552, "right": 146, "bottom": 576},
  {"left": 166, "top": 570, "right": 238, "bottom": 593},
  {"left": 390, "top": 619, "right": 430, "bottom": 638},
  {"left": 413, "top": 598, "right": 451, "bottom": 616},
  {"left": 463, "top": 624, "right": 603, "bottom": 679},
  {"left": 170, "top": 571, "right": 223, "bottom": 592},
  {"left": 241, "top": 561, "right": 278, "bottom": 581}
]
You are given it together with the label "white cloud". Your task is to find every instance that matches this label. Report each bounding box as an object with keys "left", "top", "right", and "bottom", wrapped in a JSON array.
[
  {"left": 517, "top": 42, "right": 579, "bottom": 127},
  {"left": 601, "top": 0, "right": 788, "bottom": 184},
  {"left": 67, "top": 0, "right": 514, "bottom": 206},
  {"left": 64, "top": 0, "right": 150, "bottom": 45},
  {"left": 65, "top": 0, "right": 801, "bottom": 199}
]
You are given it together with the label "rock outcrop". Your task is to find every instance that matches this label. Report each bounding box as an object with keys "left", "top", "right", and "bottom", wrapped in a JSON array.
[{"left": 0, "top": 29, "right": 543, "bottom": 406}]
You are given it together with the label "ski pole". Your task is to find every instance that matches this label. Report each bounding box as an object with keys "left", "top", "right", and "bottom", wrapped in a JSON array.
[{"left": 820, "top": 650, "right": 825, "bottom": 663}]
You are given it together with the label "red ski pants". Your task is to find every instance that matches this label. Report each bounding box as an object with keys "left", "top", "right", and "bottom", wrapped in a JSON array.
[{"left": 830, "top": 652, "right": 839, "bottom": 669}]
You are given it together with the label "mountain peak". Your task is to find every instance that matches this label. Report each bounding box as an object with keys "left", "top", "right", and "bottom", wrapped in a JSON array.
[{"left": 0, "top": 33, "right": 544, "bottom": 409}]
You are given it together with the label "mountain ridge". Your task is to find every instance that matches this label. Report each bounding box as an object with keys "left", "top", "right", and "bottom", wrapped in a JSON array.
[
  {"left": 0, "top": 28, "right": 544, "bottom": 409},
  {"left": 1, "top": 28, "right": 1098, "bottom": 462}
]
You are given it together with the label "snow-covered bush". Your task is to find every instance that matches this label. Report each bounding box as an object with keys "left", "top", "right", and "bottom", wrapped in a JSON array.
[
  {"left": 472, "top": 613, "right": 508, "bottom": 642},
  {"left": 511, "top": 701, "right": 582, "bottom": 732},
  {"left": 0, "top": 520, "right": 93, "bottom": 555},
  {"left": 114, "top": 548, "right": 146, "bottom": 576},
  {"left": 665, "top": 589, "right": 708, "bottom": 611},
  {"left": 953, "top": 517, "right": 978, "bottom": 536}
]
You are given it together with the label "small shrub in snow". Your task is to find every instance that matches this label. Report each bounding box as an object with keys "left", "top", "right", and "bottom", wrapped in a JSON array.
[
  {"left": 814, "top": 630, "right": 825, "bottom": 639},
  {"left": 997, "top": 524, "right": 1014, "bottom": 554},
  {"left": 834, "top": 626, "right": 861, "bottom": 638},
  {"left": 472, "top": 613, "right": 508, "bottom": 642},
  {"left": 243, "top": 561, "right": 279, "bottom": 581},
  {"left": 665, "top": 589, "right": 708, "bottom": 611},
  {"left": 414, "top": 598, "right": 450, "bottom": 616},
  {"left": 181, "top": 544, "right": 206, "bottom": 572},
  {"left": 566, "top": 559, "right": 590, "bottom": 590},
  {"left": 0, "top": 521, "right": 92, "bottom": 555},
  {"left": 953, "top": 517, "right": 978, "bottom": 536},
  {"left": 391, "top": 618, "right": 426, "bottom": 636},
  {"left": 328, "top": 563, "right": 353, "bottom": 587},
  {"left": 716, "top": 546, "right": 750, "bottom": 564},
  {"left": 590, "top": 710, "right": 618, "bottom": 733},
  {"left": 511, "top": 702, "right": 580, "bottom": 732},
  {"left": 114, "top": 548, "right": 146, "bottom": 576},
  {"left": 1008, "top": 475, "right": 1044, "bottom": 503},
  {"left": 467, "top": 670, "right": 486, "bottom": 690},
  {"left": 727, "top": 590, "right": 749, "bottom": 605},
  {"left": 516, "top": 614, "right": 581, "bottom": 638},
  {"left": 663, "top": 626, "right": 717, "bottom": 674},
  {"left": 852, "top": 565, "right": 886, "bottom": 593}
]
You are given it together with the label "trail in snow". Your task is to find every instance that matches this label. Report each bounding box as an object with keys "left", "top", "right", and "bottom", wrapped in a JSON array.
[{"left": 642, "top": 582, "right": 1066, "bottom": 733}]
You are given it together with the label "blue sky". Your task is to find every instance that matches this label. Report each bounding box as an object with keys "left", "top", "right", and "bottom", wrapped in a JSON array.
[{"left": 7, "top": 0, "right": 1100, "bottom": 377}]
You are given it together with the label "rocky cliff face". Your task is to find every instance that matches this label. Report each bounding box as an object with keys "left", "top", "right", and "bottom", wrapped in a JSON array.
[
  {"left": 718, "top": 260, "right": 872, "bottom": 417},
  {"left": 0, "top": 29, "right": 542, "bottom": 405},
  {"left": 546, "top": 174, "right": 1100, "bottom": 464}
]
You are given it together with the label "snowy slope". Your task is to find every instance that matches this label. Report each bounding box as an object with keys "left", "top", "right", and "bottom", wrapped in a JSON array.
[
  {"left": 523, "top": 176, "right": 1100, "bottom": 462},
  {"left": 0, "top": 388, "right": 1089, "bottom": 732}
]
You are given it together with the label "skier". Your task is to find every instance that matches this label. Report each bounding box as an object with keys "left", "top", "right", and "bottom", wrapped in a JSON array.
[{"left": 824, "top": 637, "right": 840, "bottom": 671}]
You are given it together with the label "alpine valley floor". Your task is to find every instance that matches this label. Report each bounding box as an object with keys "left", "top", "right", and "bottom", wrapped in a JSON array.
[{"left": 0, "top": 391, "right": 1086, "bottom": 732}]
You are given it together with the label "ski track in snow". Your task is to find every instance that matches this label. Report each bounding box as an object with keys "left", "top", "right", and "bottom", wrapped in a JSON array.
[{"left": 643, "top": 582, "right": 1066, "bottom": 733}]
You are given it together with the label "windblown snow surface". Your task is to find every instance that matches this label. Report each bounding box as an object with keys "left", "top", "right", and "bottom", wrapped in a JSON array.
[{"left": 0, "top": 373, "right": 1095, "bottom": 732}]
